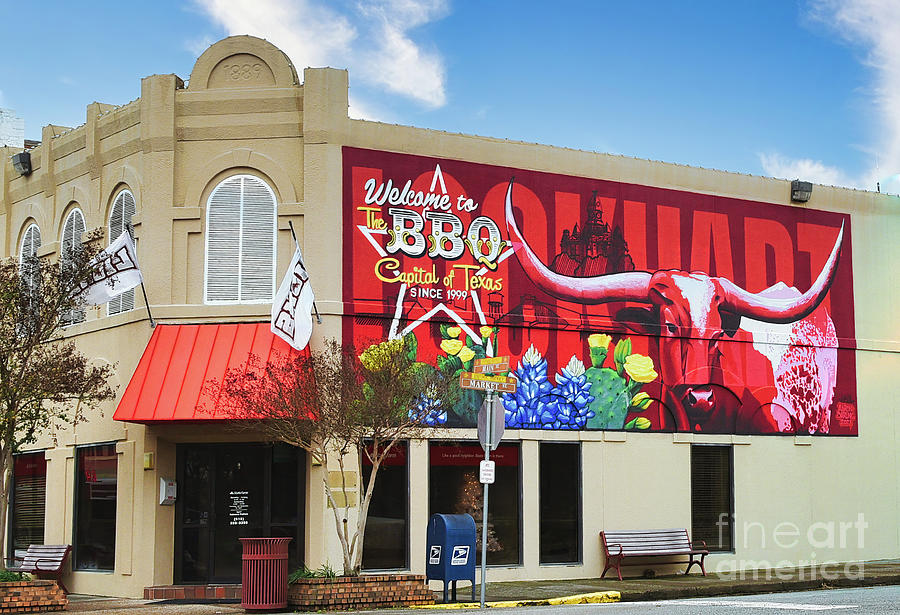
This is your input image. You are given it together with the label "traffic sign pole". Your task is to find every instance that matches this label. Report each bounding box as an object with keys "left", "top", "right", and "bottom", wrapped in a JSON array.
[
  {"left": 479, "top": 392, "right": 493, "bottom": 608},
  {"left": 465, "top": 356, "right": 513, "bottom": 608}
]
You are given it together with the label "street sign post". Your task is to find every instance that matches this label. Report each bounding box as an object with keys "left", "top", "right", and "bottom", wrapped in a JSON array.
[{"left": 460, "top": 357, "right": 515, "bottom": 608}]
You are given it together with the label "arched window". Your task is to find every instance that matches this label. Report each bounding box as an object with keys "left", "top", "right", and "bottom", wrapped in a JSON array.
[
  {"left": 204, "top": 174, "right": 276, "bottom": 303},
  {"left": 19, "top": 223, "right": 42, "bottom": 306},
  {"left": 61, "top": 209, "right": 86, "bottom": 325},
  {"left": 19, "top": 223, "right": 41, "bottom": 262},
  {"left": 108, "top": 189, "right": 137, "bottom": 315}
]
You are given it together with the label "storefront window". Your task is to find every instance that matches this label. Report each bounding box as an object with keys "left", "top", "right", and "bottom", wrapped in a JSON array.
[
  {"left": 539, "top": 442, "right": 581, "bottom": 564},
  {"left": 75, "top": 444, "right": 117, "bottom": 570},
  {"left": 429, "top": 442, "right": 520, "bottom": 566},
  {"left": 9, "top": 453, "right": 46, "bottom": 561},
  {"left": 361, "top": 442, "right": 408, "bottom": 570}
]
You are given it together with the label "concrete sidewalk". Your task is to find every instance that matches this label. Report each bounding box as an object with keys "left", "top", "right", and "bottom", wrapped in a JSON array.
[{"left": 60, "top": 559, "right": 900, "bottom": 614}]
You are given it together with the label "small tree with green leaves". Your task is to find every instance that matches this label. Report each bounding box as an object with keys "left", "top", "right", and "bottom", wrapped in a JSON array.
[
  {"left": 0, "top": 230, "right": 117, "bottom": 562},
  {"left": 209, "top": 334, "right": 453, "bottom": 576}
]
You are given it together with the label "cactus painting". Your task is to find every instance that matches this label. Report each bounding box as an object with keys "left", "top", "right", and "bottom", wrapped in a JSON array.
[
  {"left": 583, "top": 334, "right": 656, "bottom": 429},
  {"left": 499, "top": 334, "right": 657, "bottom": 431}
]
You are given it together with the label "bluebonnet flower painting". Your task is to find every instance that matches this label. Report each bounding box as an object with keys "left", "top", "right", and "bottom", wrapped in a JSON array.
[
  {"left": 546, "top": 356, "right": 595, "bottom": 429},
  {"left": 501, "top": 345, "right": 554, "bottom": 428},
  {"left": 414, "top": 393, "right": 447, "bottom": 426}
]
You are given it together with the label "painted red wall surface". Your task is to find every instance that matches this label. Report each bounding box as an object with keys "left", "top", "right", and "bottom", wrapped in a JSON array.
[{"left": 342, "top": 147, "right": 857, "bottom": 435}]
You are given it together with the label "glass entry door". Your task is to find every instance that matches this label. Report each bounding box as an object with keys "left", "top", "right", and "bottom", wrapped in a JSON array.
[{"left": 175, "top": 443, "right": 304, "bottom": 584}]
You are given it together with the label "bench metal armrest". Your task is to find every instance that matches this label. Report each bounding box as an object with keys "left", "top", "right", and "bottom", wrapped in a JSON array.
[
  {"left": 33, "top": 557, "right": 63, "bottom": 572},
  {"left": 606, "top": 543, "right": 624, "bottom": 557},
  {"left": 690, "top": 539, "right": 708, "bottom": 552}
]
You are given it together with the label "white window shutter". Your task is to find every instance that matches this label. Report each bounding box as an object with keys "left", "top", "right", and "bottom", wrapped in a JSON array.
[
  {"left": 239, "top": 176, "right": 276, "bottom": 301},
  {"left": 20, "top": 224, "right": 42, "bottom": 296},
  {"left": 206, "top": 177, "right": 243, "bottom": 302},
  {"left": 205, "top": 175, "right": 275, "bottom": 304},
  {"left": 20, "top": 224, "right": 41, "bottom": 261},
  {"left": 108, "top": 190, "right": 137, "bottom": 315},
  {"left": 61, "top": 210, "right": 86, "bottom": 325}
]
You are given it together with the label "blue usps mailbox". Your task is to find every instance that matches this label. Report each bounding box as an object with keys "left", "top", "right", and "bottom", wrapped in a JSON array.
[{"left": 425, "top": 513, "right": 476, "bottom": 603}]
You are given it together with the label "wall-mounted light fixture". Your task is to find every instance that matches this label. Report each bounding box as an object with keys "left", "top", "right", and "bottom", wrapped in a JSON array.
[
  {"left": 11, "top": 151, "right": 32, "bottom": 176},
  {"left": 790, "top": 179, "right": 812, "bottom": 203}
]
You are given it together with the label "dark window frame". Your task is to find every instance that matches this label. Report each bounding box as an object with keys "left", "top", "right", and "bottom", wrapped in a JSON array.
[
  {"left": 427, "top": 440, "right": 523, "bottom": 567},
  {"left": 7, "top": 451, "right": 47, "bottom": 563},
  {"left": 73, "top": 442, "right": 118, "bottom": 572},
  {"left": 538, "top": 441, "right": 582, "bottom": 565},
  {"left": 360, "top": 440, "right": 410, "bottom": 571},
  {"left": 690, "top": 444, "right": 735, "bottom": 553}
]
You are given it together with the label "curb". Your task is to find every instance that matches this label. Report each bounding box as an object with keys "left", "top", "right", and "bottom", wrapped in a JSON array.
[{"left": 412, "top": 591, "right": 621, "bottom": 609}]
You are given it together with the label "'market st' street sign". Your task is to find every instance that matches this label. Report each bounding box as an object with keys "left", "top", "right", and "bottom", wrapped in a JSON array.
[{"left": 459, "top": 371, "right": 517, "bottom": 394}]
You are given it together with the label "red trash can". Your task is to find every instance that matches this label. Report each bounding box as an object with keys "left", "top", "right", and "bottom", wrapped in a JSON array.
[{"left": 240, "top": 537, "right": 292, "bottom": 611}]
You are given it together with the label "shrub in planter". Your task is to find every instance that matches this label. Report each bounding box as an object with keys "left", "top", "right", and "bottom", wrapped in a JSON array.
[{"left": 0, "top": 571, "right": 28, "bottom": 582}]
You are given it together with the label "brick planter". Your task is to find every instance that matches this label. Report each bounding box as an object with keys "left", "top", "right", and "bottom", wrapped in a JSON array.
[
  {"left": 0, "top": 580, "right": 67, "bottom": 613},
  {"left": 287, "top": 574, "right": 434, "bottom": 610}
]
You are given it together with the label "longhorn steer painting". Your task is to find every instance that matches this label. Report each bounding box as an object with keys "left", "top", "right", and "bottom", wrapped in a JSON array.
[{"left": 342, "top": 147, "right": 858, "bottom": 436}]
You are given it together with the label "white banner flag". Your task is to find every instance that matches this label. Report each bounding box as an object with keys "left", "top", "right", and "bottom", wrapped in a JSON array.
[
  {"left": 271, "top": 245, "right": 315, "bottom": 350},
  {"left": 81, "top": 231, "right": 143, "bottom": 305}
]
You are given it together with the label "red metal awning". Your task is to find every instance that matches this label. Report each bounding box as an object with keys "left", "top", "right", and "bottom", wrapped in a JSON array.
[{"left": 113, "top": 322, "right": 299, "bottom": 423}]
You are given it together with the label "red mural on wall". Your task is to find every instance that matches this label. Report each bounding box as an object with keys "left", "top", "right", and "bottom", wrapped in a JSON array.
[{"left": 342, "top": 147, "right": 858, "bottom": 435}]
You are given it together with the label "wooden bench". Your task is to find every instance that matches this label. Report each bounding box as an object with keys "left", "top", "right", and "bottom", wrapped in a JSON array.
[
  {"left": 600, "top": 529, "right": 707, "bottom": 581},
  {"left": 6, "top": 544, "right": 72, "bottom": 594}
]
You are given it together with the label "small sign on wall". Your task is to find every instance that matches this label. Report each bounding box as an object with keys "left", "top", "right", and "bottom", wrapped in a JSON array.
[{"left": 159, "top": 477, "right": 177, "bottom": 505}]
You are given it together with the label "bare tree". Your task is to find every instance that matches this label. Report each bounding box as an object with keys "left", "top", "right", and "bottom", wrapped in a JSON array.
[
  {"left": 0, "top": 230, "right": 117, "bottom": 562},
  {"left": 209, "top": 334, "right": 453, "bottom": 575}
]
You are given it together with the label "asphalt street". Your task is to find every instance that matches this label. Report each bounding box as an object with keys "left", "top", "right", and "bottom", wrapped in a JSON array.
[
  {"left": 590, "top": 585, "right": 900, "bottom": 613},
  {"left": 337, "top": 586, "right": 900, "bottom": 615},
  {"left": 433, "top": 586, "right": 900, "bottom": 615}
]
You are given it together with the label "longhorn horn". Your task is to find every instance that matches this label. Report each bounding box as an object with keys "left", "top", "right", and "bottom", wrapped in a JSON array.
[
  {"left": 720, "top": 223, "right": 844, "bottom": 323},
  {"left": 505, "top": 180, "right": 652, "bottom": 304}
]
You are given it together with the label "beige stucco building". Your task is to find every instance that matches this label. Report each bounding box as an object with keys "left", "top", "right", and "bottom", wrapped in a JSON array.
[{"left": 1, "top": 36, "right": 897, "bottom": 598}]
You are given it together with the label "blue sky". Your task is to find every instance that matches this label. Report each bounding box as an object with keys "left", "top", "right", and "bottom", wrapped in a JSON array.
[{"left": 2, "top": 0, "right": 898, "bottom": 193}]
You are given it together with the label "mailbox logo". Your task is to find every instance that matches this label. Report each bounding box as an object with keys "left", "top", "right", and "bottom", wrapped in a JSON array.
[
  {"left": 429, "top": 545, "right": 441, "bottom": 565},
  {"left": 450, "top": 546, "right": 469, "bottom": 565}
]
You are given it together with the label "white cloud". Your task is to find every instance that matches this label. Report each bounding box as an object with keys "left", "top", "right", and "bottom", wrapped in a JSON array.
[
  {"left": 805, "top": 0, "right": 900, "bottom": 193},
  {"left": 348, "top": 96, "right": 386, "bottom": 122},
  {"left": 0, "top": 89, "right": 5, "bottom": 107},
  {"left": 186, "top": 35, "right": 217, "bottom": 58},
  {"left": 759, "top": 153, "right": 855, "bottom": 188},
  {"left": 355, "top": 0, "right": 448, "bottom": 107},
  {"left": 193, "top": 0, "right": 448, "bottom": 108}
]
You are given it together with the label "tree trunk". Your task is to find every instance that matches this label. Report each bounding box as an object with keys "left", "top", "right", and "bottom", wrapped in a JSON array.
[
  {"left": 322, "top": 475, "right": 354, "bottom": 575},
  {"left": 350, "top": 458, "right": 380, "bottom": 574},
  {"left": 0, "top": 444, "right": 12, "bottom": 568}
]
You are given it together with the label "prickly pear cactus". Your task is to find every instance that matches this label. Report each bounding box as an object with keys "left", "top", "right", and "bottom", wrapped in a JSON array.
[{"left": 584, "top": 366, "right": 631, "bottom": 429}]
